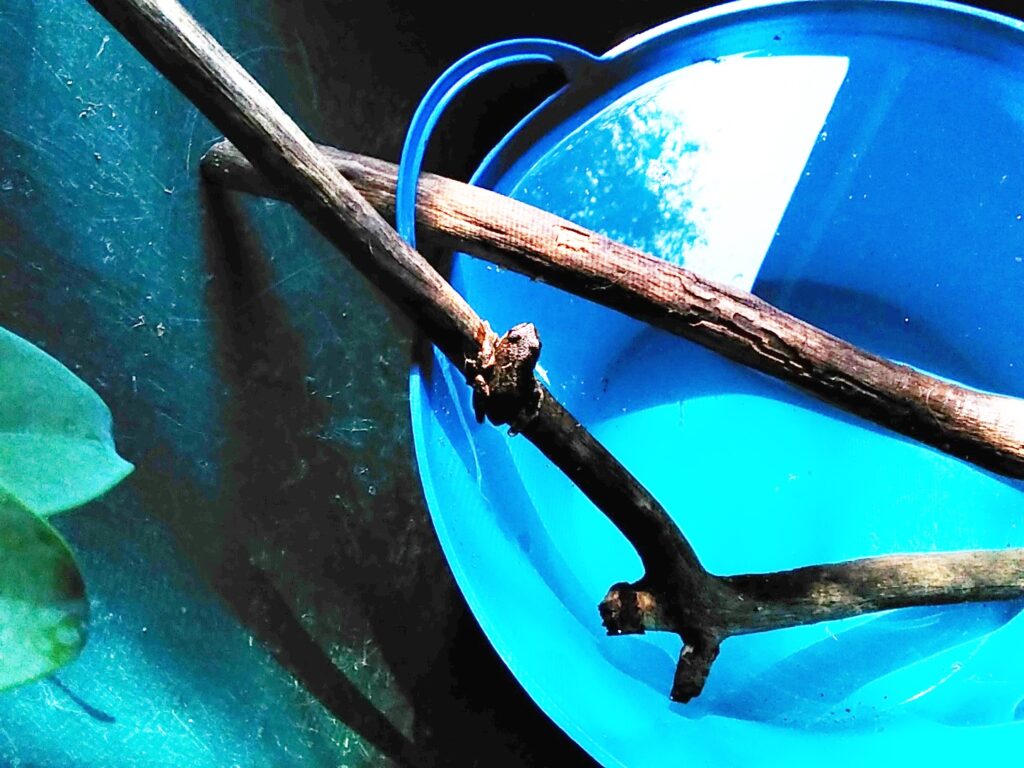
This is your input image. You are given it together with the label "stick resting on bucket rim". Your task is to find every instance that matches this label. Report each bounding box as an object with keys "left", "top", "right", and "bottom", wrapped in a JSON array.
[
  {"left": 84, "top": 0, "right": 1024, "bottom": 703},
  {"left": 201, "top": 139, "right": 1024, "bottom": 481}
]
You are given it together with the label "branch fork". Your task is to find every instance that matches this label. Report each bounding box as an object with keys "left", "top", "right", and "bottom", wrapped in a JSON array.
[{"left": 601, "top": 547, "right": 1024, "bottom": 700}]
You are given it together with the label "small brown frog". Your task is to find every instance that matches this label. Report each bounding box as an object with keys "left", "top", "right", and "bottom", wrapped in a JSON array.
[{"left": 467, "top": 322, "right": 543, "bottom": 434}]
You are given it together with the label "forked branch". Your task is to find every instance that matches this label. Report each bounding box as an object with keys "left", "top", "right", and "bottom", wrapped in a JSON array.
[
  {"left": 601, "top": 549, "right": 1024, "bottom": 700},
  {"left": 86, "top": 0, "right": 1024, "bottom": 701}
]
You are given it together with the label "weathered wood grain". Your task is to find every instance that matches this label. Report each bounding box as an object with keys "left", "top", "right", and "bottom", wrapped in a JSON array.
[{"left": 203, "top": 139, "right": 1024, "bottom": 481}]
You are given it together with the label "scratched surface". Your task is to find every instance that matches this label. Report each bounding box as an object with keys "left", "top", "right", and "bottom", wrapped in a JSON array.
[
  {"left": 0, "top": 1, "right": 645, "bottom": 765},
  {"left": 2, "top": 0, "right": 1021, "bottom": 766}
]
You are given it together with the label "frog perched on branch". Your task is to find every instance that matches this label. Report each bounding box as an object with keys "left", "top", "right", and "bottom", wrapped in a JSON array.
[{"left": 85, "top": 0, "right": 1024, "bottom": 702}]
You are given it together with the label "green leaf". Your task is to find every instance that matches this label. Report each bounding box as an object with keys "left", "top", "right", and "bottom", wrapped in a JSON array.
[
  {"left": 0, "top": 327, "right": 133, "bottom": 516},
  {"left": 0, "top": 495, "right": 87, "bottom": 690}
]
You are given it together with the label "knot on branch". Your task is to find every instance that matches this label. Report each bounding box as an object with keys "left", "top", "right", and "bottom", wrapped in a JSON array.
[
  {"left": 467, "top": 322, "right": 543, "bottom": 435},
  {"left": 599, "top": 582, "right": 659, "bottom": 635},
  {"left": 602, "top": 582, "right": 721, "bottom": 701}
]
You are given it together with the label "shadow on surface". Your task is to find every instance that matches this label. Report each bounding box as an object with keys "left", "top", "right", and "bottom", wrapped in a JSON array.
[
  {"left": 202, "top": 185, "right": 425, "bottom": 767},
  {"left": 200, "top": 168, "right": 599, "bottom": 764}
]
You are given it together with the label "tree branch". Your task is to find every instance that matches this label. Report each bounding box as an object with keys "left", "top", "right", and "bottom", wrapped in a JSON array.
[
  {"left": 602, "top": 548, "right": 1024, "bottom": 700},
  {"left": 202, "top": 139, "right": 1024, "bottom": 480},
  {"left": 85, "top": 0, "right": 1024, "bottom": 703}
]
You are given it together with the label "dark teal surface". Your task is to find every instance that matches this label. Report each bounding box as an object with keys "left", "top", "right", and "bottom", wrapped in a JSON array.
[{"left": 0, "top": 1, "right": 724, "bottom": 765}]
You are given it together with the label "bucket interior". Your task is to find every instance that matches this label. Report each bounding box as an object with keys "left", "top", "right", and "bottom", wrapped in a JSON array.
[{"left": 410, "top": 1, "right": 1024, "bottom": 760}]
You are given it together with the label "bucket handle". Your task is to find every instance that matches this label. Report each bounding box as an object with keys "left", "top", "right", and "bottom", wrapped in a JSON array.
[{"left": 395, "top": 38, "right": 598, "bottom": 248}]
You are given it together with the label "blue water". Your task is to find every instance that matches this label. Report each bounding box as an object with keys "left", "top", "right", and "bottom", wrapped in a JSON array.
[{"left": 411, "top": 4, "right": 1024, "bottom": 764}]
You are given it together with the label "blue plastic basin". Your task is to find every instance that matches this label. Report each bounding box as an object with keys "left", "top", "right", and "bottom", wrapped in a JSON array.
[{"left": 410, "top": 1, "right": 1024, "bottom": 763}]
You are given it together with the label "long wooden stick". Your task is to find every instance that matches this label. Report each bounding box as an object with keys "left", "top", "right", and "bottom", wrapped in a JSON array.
[
  {"left": 86, "top": 0, "right": 1024, "bottom": 702},
  {"left": 203, "top": 140, "right": 1024, "bottom": 480}
]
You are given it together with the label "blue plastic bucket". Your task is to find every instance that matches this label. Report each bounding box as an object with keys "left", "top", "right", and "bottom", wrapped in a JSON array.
[{"left": 409, "top": 1, "right": 1024, "bottom": 763}]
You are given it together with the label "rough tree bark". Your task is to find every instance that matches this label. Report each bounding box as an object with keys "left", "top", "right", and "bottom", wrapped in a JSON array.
[{"left": 201, "top": 139, "right": 1024, "bottom": 481}]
